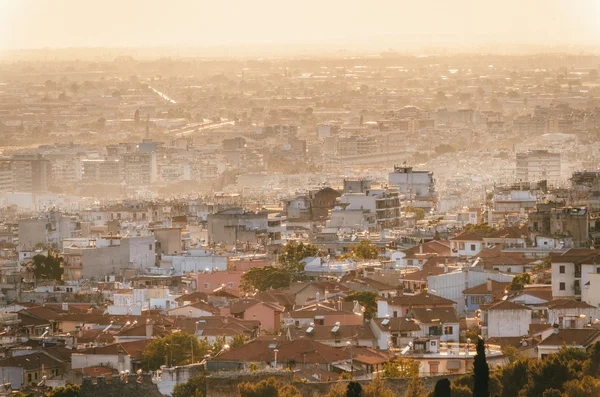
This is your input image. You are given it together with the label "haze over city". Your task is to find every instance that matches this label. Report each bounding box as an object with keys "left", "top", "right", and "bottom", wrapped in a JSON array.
[{"left": 2, "top": 2, "right": 600, "bottom": 397}]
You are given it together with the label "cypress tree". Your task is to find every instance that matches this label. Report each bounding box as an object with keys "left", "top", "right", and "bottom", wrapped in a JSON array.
[
  {"left": 473, "top": 337, "right": 489, "bottom": 397},
  {"left": 433, "top": 378, "right": 451, "bottom": 397}
]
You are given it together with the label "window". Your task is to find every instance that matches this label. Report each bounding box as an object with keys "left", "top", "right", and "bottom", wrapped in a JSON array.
[
  {"left": 429, "top": 363, "right": 439, "bottom": 375},
  {"left": 444, "top": 326, "right": 453, "bottom": 335},
  {"left": 470, "top": 244, "right": 476, "bottom": 251},
  {"left": 393, "top": 311, "right": 398, "bottom": 318},
  {"left": 429, "top": 326, "right": 442, "bottom": 336},
  {"left": 204, "top": 283, "right": 210, "bottom": 290},
  {"left": 28, "top": 374, "right": 31, "bottom": 382},
  {"left": 507, "top": 268, "right": 512, "bottom": 273},
  {"left": 560, "top": 282, "right": 566, "bottom": 291},
  {"left": 316, "top": 319, "right": 324, "bottom": 325},
  {"left": 149, "top": 244, "right": 153, "bottom": 251},
  {"left": 459, "top": 242, "right": 465, "bottom": 250},
  {"left": 596, "top": 267, "right": 600, "bottom": 274},
  {"left": 559, "top": 265, "right": 565, "bottom": 274}
]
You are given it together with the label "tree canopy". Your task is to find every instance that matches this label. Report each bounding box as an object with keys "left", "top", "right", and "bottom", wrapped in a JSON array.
[
  {"left": 344, "top": 291, "right": 377, "bottom": 319},
  {"left": 350, "top": 239, "right": 379, "bottom": 260},
  {"left": 44, "top": 385, "right": 80, "bottom": 397},
  {"left": 473, "top": 337, "right": 489, "bottom": 397},
  {"left": 31, "top": 252, "right": 63, "bottom": 281},
  {"left": 142, "top": 331, "right": 207, "bottom": 370},
  {"left": 172, "top": 374, "right": 206, "bottom": 397},
  {"left": 238, "top": 377, "right": 301, "bottom": 397},
  {"left": 278, "top": 241, "right": 320, "bottom": 275},
  {"left": 507, "top": 273, "right": 532, "bottom": 291},
  {"left": 240, "top": 266, "right": 291, "bottom": 292}
]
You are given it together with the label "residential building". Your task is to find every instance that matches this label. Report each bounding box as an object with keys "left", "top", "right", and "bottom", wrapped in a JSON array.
[{"left": 516, "top": 150, "right": 561, "bottom": 184}]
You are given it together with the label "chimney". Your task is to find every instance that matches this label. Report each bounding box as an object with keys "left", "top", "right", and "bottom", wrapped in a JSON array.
[
  {"left": 486, "top": 279, "right": 493, "bottom": 293},
  {"left": 223, "top": 316, "right": 229, "bottom": 324},
  {"left": 62, "top": 302, "right": 69, "bottom": 312},
  {"left": 419, "top": 244, "right": 423, "bottom": 254},
  {"left": 146, "top": 319, "right": 153, "bottom": 339}
]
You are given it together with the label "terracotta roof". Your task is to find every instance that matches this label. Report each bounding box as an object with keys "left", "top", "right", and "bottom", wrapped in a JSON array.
[
  {"left": 529, "top": 323, "right": 553, "bottom": 335},
  {"left": 480, "top": 300, "right": 531, "bottom": 311},
  {"left": 78, "top": 365, "right": 119, "bottom": 378},
  {"left": 22, "top": 306, "right": 62, "bottom": 321},
  {"left": 551, "top": 249, "right": 600, "bottom": 264},
  {"left": 451, "top": 232, "right": 485, "bottom": 242},
  {"left": 230, "top": 299, "right": 284, "bottom": 315},
  {"left": 546, "top": 299, "right": 596, "bottom": 310},
  {"left": 508, "top": 286, "right": 553, "bottom": 303},
  {"left": 403, "top": 240, "right": 451, "bottom": 257},
  {"left": 486, "top": 336, "right": 539, "bottom": 349},
  {"left": 372, "top": 317, "right": 421, "bottom": 333},
  {"left": 0, "top": 351, "right": 63, "bottom": 370},
  {"left": 213, "top": 338, "right": 348, "bottom": 364},
  {"left": 407, "top": 307, "right": 459, "bottom": 323},
  {"left": 398, "top": 266, "right": 447, "bottom": 282},
  {"left": 116, "top": 323, "right": 170, "bottom": 338},
  {"left": 77, "top": 339, "right": 151, "bottom": 359},
  {"left": 486, "top": 226, "right": 528, "bottom": 239},
  {"left": 174, "top": 291, "right": 209, "bottom": 303},
  {"left": 539, "top": 328, "right": 600, "bottom": 347},
  {"left": 463, "top": 280, "right": 510, "bottom": 301},
  {"left": 289, "top": 324, "right": 375, "bottom": 341},
  {"left": 255, "top": 290, "right": 296, "bottom": 308},
  {"left": 386, "top": 293, "right": 456, "bottom": 307}
]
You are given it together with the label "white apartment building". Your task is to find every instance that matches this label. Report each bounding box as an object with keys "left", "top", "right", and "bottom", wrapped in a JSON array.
[{"left": 516, "top": 150, "right": 561, "bottom": 184}]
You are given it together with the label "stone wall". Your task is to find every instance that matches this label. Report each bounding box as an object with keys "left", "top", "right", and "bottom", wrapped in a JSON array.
[
  {"left": 80, "top": 374, "right": 164, "bottom": 397},
  {"left": 205, "top": 372, "right": 465, "bottom": 397}
]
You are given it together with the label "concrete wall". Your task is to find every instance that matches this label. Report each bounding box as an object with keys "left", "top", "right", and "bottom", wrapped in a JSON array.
[
  {"left": 204, "top": 372, "right": 464, "bottom": 397},
  {"left": 80, "top": 374, "right": 163, "bottom": 397}
]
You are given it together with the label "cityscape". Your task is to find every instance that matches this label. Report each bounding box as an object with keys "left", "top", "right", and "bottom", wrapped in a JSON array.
[{"left": 1, "top": 1, "right": 600, "bottom": 397}]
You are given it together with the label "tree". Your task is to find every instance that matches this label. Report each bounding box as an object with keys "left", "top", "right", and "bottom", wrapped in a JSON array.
[
  {"left": 433, "top": 378, "right": 451, "bottom": 397},
  {"left": 32, "top": 252, "right": 63, "bottom": 281},
  {"left": 450, "top": 385, "right": 471, "bottom": 397},
  {"left": 520, "top": 353, "right": 575, "bottom": 397},
  {"left": 493, "top": 357, "right": 530, "bottom": 397},
  {"left": 239, "top": 377, "right": 298, "bottom": 397},
  {"left": 502, "top": 345, "right": 524, "bottom": 363},
  {"left": 172, "top": 374, "right": 206, "bottom": 397},
  {"left": 231, "top": 333, "right": 246, "bottom": 348},
  {"left": 585, "top": 342, "right": 600, "bottom": 377},
  {"left": 508, "top": 273, "right": 532, "bottom": 291},
  {"left": 382, "top": 357, "right": 420, "bottom": 378},
  {"left": 278, "top": 241, "right": 320, "bottom": 276},
  {"left": 462, "top": 222, "right": 497, "bottom": 236},
  {"left": 44, "top": 384, "right": 80, "bottom": 397},
  {"left": 344, "top": 291, "right": 377, "bottom": 319},
  {"left": 563, "top": 376, "right": 600, "bottom": 397},
  {"left": 278, "top": 384, "right": 302, "bottom": 397},
  {"left": 405, "top": 207, "right": 425, "bottom": 221},
  {"left": 240, "top": 266, "right": 291, "bottom": 292},
  {"left": 350, "top": 239, "right": 379, "bottom": 260},
  {"left": 404, "top": 376, "right": 424, "bottom": 397},
  {"left": 142, "top": 332, "right": 207, "bottom": 370},
  {"left": 542, "top": 390, "right": 562, "bottom": 397},
  {"left": 323, "top": 382, "right": 347, "bottom": 397},
  {"left": 346, "top": 382, "right": 362, "bottom": 397},
  {"left": 362, "top": 376, "right": 395, "bottom": 397},
  {"left": 473, "top": 337, "right": 489, "bottom": 397}
]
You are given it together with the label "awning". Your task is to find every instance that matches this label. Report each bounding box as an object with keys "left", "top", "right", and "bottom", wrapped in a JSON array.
[{"left": 446, "top": 361, "right": 461, "bottom": 370}]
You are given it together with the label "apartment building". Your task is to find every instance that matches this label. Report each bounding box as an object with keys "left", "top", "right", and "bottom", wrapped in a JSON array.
[{"left": 516, "top": 150, "right": 561, "bottom": 184}]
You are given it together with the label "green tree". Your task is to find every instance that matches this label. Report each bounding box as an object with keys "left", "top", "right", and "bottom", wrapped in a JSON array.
[
  {"left": 323, "top": 382, "right": 347, "bottom": 397},
  {"left": 231, "top": 333, "right": 246, "bottom": 348},
  {"left": 462, "top": 222, "right": 497, "bottom": 236},
  {"left": 240, "top": 266, "right": 291, "bottom": 292},
  {"left": 277, "top": 384, "right": 302, "bottom": 397},
  {"left": 473, "top": 337, "right": 489, "bottom": 397},
  {"left": 362, "top": 376, "right": 395, "bottom": 397},
  {"left": 44, "top": 384, "right": 80, "bottom": 397},
  {"left": 563, "top": 376, "right": 600, "bottom": 397},
  {"left": 450, "top": 385, "right": 472, "bottom": 397},
  {"left": 493, "top": 358, "right": 530, "bottom": 397},
  {"left": 346, "top": 382, "right": 362, "bottom": 397},
  {"left": 142, "top": 332, "right": 207, "bottom": 370},
  {"left": 344, "top": 291, "right": 377, "bottom": 319},
  {"left": 32, "top": 252, "right": 63, "bottom": 281},
  {"left": 350, "top": 239, "right": 379, "bottom": 260},
  {"left": 278, "top": 241, "right": 320, "bottom": 276},
  {"left": 172, "top": 374, "right": 206, "bottom": 397},
  {"left": 520, "top": 353, "right": 575, "bottom": 397},
  {"left": 542, "top": 390, "right": 562, "bottom": 397},
  {"left": 404, "top": 376, "right": 424, "bottom": 397},
  {"left": 502, "top": 345, "right": 525, "bottom": 363},
  {"left": 433, "top": 378, "right": 451, "bottom": 397},
  {"left": 382, "top": 357, "right": 420, "bottom": 378},
  {"left": 584, "top": 341, "right": 600, "bottom": 377},
  {"left": 508, "top": 273, "right": 532, "bottom": 291},
  {"left": 405, "top": 207, "right": 425, "bottom": 221}
]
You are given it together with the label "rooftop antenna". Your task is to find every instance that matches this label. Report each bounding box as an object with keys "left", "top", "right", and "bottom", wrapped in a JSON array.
[{"left": 145, "top": 114, "right": 150, "bottom": 139}]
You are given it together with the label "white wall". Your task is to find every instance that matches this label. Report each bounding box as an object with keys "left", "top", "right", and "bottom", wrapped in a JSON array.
[
  {"left": 71, "top": 354, "right": 132, "bottom": 372},
  {"left": 428, "top": 269, "right": 513, "bottom": 315},
  {"left": 552, "top": 261, "right": 575, "bottom": 298},
  {"left": 485, "top": 309, "right": 530, "bottom": 338}
]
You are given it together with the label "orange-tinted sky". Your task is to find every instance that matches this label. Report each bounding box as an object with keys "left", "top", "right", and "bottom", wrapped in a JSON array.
[{"left": 1, "top": 0, "right": 599, "bottom": 51}]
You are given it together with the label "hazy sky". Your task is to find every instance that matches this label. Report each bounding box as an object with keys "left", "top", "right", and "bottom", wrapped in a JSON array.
[{"left": 1, "top": 0, "right": 599, "bottom": 51}]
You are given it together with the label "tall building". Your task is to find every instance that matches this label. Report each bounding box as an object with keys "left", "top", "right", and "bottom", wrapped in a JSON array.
[
  {"left": 389, "top": 166, "right": 436, "bottom": 212},
  {"left": 516, "top": 150, "right": 561, "bottom": 184},
  {"left": 4, "top": 154, "right": 51, "bottom": 193}
]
